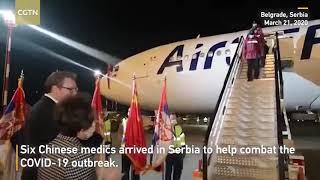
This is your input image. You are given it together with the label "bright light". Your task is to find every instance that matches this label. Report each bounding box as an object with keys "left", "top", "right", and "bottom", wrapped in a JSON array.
[
  {"left": 94, "top": 69, "right": 102, "bottom": 77},
  {"left": 0, "top": 10, "right": 16, "bottom": 24},
  {"left": 196, "top": 117, "right": 200, "bottom": 122},
  {"left": 26, "top": 40, "right": 131, "bottom": 89},
  {"left": 28, "top": 25, "right": 119, "bottom": 65}
]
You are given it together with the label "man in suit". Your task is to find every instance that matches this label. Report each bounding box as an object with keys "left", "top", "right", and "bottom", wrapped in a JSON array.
[{"left": 22, "top": 71, "right": 102, "bottom": 180}]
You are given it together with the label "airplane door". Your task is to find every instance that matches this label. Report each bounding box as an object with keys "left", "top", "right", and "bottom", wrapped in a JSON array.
[{"left": 279, "top": 37, "right": 294, "bottom": 60}]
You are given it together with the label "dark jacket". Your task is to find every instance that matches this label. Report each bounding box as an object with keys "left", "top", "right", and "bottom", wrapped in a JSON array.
[
  {"left": 22, "top": 95, "right": 102, "bottom": 180},
  {"left": 24, "top": 95, "right": 103, "bottom": 148},
  {"left": 22, "top": 95, "right": 58, "bottom": 180},
  {"left": 24, "top": 95, "right": 59, "bottom": 147}
]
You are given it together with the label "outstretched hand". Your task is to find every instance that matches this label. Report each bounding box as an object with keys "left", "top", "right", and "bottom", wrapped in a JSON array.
[{"left": 97, "top": 167, "right": 122, "bottom": 180}]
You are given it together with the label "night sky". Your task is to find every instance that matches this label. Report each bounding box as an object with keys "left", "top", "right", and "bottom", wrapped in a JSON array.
[{"left": 0, "top": 0, "right": 319, "bottom": 105}]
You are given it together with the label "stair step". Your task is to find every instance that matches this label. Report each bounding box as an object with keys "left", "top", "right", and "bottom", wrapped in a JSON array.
[
  {"left": 214, "top": 154, "right": 278, "bottom": 168},
  {"left": 263, "top": 70, "right": 274, "bottom": 73},
  {"left": 211, "top": 175, "right": 275, "bottom": 180},
  {"left": 224, "top": 113, "right": 276, "bottom": 121},
  {"left": 233, "top": 82, "right": 274, "bottom": 88},
  {"left": 228, "top": 96, "right": 275, "bottom": 104},
  {"left": 212, "top": 164, "right": 278, "bottom": 180},
  {"left": 219, "top": 137, "right": 277, "bottom": 146},
  {"left": 227, "top": 102, "right": 275, "bottom": 109},
  {"left": 221, "top": 128, "right": 276, "bottom": 138},
  {"left": 265, "top": 74, "right": 275, "bottom": 78},
  {"left": 234, "top": 79, "right": 274, "bottom": 84},
  {"left": 232, "top": 87, "right": 274, "bottom": 93},
  {"left": 225, "top": 108, "right": 275, "bottom": 116},
  {"left": 264, "top": 65, "right": 274, "bottom": 69},
  {"left": 229, "top": 93, "right": 275, "bottom": 100},
  {"left": 223, "top": 121, "right": 275, "bottom": 130},
  {"left": 263, "top": 68, "right": 274, "bottom": 71}
]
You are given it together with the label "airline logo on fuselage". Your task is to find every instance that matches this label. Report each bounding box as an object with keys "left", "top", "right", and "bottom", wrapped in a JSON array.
[
  {"left": 157, "top": 24, "right": 320, "bottom": 74},
  {"left": 157, "top": 41, "right": 229, "bottom": 74}
]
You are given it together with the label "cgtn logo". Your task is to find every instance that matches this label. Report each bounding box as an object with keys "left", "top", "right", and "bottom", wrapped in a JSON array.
[
  {"left": 17, "top": 9, "right": 39, "bottom": 16},
  {"left": 15, "top": 0, "right": 40, "bottom": 25}
]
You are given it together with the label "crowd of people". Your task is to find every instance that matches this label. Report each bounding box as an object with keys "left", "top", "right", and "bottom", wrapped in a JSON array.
[
  {"left": 7, "top": 70, "right": 187, "bottom": 180},
  {"left": 8, "top": 71, "right": 121, "bottom": 180}
]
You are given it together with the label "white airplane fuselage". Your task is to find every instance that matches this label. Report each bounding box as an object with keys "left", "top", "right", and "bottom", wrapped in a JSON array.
[{"left": 101, "top": 20, "right": 320, "bottom": 113}]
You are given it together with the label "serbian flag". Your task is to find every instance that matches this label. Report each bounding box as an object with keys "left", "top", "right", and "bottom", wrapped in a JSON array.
[
  {"left": 0, "top": 73, "right": 26, "bottom": 180},
  {"left": 91, "top": 78, "right": 103, "bottom": 135},
  {"left": 124, "top": 77, "right": 147, "bottom": 173},
  {"left": 0, "top": 74, "right": 26, "bottom": 140},
  {"left": 150, "top": 78, "right": 173, "bottom": 171}
]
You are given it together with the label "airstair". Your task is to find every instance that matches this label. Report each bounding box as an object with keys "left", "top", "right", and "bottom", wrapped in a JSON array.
[{"left": 203, "top": 33, "right": 290, "bottom": 180}]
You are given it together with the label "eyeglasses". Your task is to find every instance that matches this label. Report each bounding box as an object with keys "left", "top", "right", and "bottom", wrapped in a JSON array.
[{"left": 61, "top": 86, "right": 78, "bottom": 92}]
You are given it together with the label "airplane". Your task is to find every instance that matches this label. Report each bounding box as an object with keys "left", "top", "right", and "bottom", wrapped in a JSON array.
[{"left": 99, "top": 20, "right": 320, "bottom": 116}]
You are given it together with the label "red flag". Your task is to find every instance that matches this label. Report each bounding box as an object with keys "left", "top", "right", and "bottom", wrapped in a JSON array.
[
  {"left": 0, "top": 74, "right": 26, "bottom": 140},
  {"left": 91, "top": 78, "right": 103, "bottom": 135},
  {"left": 124, "top": 77, "right": 147, "bottom": 173}
]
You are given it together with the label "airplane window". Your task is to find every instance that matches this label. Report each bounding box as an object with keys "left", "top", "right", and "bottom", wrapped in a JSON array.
[
  {"left": 225, "top": 49, "right": 231, "bottom": 55},
  {"left": 150, "top": 56, "right": 157, "bottom": 61},
  {"left": 316, "top": 28, "right": 320, "bottom": 38},
  {"left": 114, "top": 66, "right": 119, "bottom": 72},
  {"left": 216, "top": 50, "right": 222, "bottom": 56},
  {"left": 192, "top": 54, "right": 197, "bottom": 59},
  {"left": 200, "top": 52, "right": 205, "bottom": 57},
  {"left": 208, "top": 51, "right": 214, "bottom": 57}
]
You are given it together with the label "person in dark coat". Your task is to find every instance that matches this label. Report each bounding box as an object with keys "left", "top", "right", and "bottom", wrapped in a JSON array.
[
  {"left": 37, "top": 94, "right": 97, "bottom": 180},
  {"left": 22, "top": 71, "right": 102, "bottom": 180}
]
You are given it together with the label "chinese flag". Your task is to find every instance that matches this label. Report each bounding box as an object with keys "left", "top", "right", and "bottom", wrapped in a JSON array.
[
  {"left": 91, "top": 78, "right": 103, "bottom": 135},
  {"left": 124, "top": 77, "right": 147, "bottom": 173}
]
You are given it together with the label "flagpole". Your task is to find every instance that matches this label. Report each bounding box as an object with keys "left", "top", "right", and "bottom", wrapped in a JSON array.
[
  {"left": 1, "top": 22, "right": 15, "bottom": 113},
  {"left": 162, "top": 163, "right": 164, "bottom": 180},
  {"left": 149, "top": 76, "right": 168, "bottom": 178},
  {"left": 20, "top": 70, "right": 24, "bottom": 79},
  {"left": 92, "top": 72, "right": 105, "bottom": 161},
  {"left": 162, "top": 76, "right": 166, "bottom": 180},
  {"left": 127, "top": 73, "right": 148, "bottom": 178}
]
